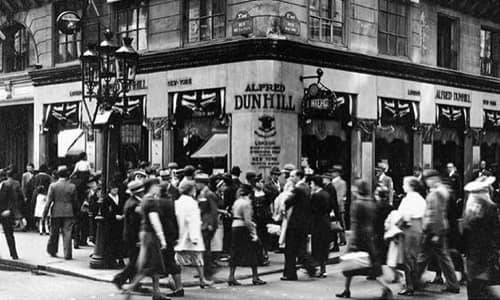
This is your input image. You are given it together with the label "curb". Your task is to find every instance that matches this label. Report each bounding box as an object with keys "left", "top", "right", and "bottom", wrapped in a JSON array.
[{"left": 0, "top": 255, "right": 340, "bottom": 287}]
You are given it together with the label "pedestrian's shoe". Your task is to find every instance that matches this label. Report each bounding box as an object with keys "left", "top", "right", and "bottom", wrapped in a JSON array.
[
  {"left": 427, "top": 277, "right": 444, "bottom": 284},
  {"left": 152, "top": 294, "right": 171, "bottom": 300},
  {"left": 112, "top": 276, "right": 124, "bottom": 290},
  {"left": 11, "top": 255, "right": 18, "bottom": 260},
  {"left": 252, "top": 279, "right": 266, "bottom": 285},
  {"left": 227, "top": 280, "right": 241, "bottom": 286},
  {"left": 335, "top": 290, "right": 351, "bottom": 298},
  {"left": 166, "top": 289, "right": 184, "bottom": 297},
  {"left": 441, "top": 286, "right": 460, "bottom": 294},
  {"left": 397, "top": 289, "right": 414, "bottom": 296},
  {"left": 48, "top": 252, "right": 57, "bottom": 258},
  {"left": 73, "top": 241, "right": 80, "bottom": 249},
  {"left": 380, "top": 287, "right": 393, "bottom": 300},
  {"left": 280, "top": 276, "right": 297, "bottom": 281},
  {"left": 199, "top": 280, "right": 213, "bottom": 289}
]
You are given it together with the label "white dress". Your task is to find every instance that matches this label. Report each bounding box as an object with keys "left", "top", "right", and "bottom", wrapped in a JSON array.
[{"left": 34, "top": 194, "right": 48, "bottom": 218}]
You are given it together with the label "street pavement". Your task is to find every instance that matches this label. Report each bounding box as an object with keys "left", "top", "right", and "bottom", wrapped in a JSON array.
[{"left": 2, "top": 261, "right": 500, "bottom": 300}]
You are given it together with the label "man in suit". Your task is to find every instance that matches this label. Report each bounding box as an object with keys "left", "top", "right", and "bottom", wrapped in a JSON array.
[
  {"left": 21, "top": 163, "right": 34, "bottom": 230},
  {"left": 159, "top": 169, "right": 180, "bottom": 201},
  {"left": 376, "top": 162, "right": 394, "bottom": 206},
  {"left": 43, "top": 166, "right": 77, "bottom": 260},
  {"left": 281, "top": 168, "right": 317, "bottom": 280},
  {"left": 221, "top": 173, "right": 238, "bottom": 255},
  {"left": 0, "top": 168, "right": 23, "bottom": 259}
]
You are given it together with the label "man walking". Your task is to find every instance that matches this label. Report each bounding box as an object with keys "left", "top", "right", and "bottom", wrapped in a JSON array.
[
  {"left": 415, "top": 169, "right": 460, "bottom": 294},
  {"left": 281, "top": 169, "right": 316, "bottom": 280},
  {"left": 0, "top": 168, "right": 23, "bottom": 259},
  {"left": 375, "top": 162, "right": 394, "bottom": 206},
  {"left": 43, "top": 166, "right": 77, "bottom": 260},
  {"left": 21, "top": 163, "right": 35, "bottom": 230}
]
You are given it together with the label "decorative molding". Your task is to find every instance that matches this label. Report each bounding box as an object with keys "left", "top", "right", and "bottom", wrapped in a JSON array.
[
  {"left": 354, "top": 118, "right": 377, "bottom": 142},
  {"left": 147, "top": 117, "right": 170, "bottom": 140},
  {"left": 30, "top": 39, "right": 500, "bottom": 94},
  {"left": 471, "top": 127, "right": 482, "bottom": 146},
  {"left": 422, "top": 123, "right": 434, "bottom": 144}
]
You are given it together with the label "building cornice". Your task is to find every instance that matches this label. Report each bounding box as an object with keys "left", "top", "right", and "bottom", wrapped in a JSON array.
[{"left": 30, "top": 38, "right": 500, "bottom": 94}]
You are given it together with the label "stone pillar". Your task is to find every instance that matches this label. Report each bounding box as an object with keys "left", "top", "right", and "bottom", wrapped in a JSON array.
[
  {"left": 422, "top": 124, "right": 433, "bottom": 168},
  {"left": 355, "top": 118, "right": 377, "bottom": 191},
  {"left": 163, "top": 127, "right": 174, "bottom": 167},
  {"left": 413, "top": 128, "right": 423, "bottom": 168},
  {"left": 464, "top": 130, "right": 473, "bottom": 183}
]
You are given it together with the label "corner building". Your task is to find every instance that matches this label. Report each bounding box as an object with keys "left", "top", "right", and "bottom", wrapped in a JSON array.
[{"left": 2, "top": 0, "right": 500, "bottom": 190}]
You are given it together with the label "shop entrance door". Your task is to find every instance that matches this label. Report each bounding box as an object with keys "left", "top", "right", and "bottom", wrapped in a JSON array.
[
  {"left": 433, "top": 132, "right": 464, "bottom": 176},
  {"left": 0, "top": 104, "right": 32, "bottom": 175},
  {"left": 480, "top": 141, "right": 500, "bottom": 178}
]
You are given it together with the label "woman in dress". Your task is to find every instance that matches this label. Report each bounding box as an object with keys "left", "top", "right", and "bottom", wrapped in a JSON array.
[
  {"left": 310, "top": 175, "right": 331, "bottom": 278},
  {"left": 125, "top": 179, "right": 168, "bottom": 300},
  {"left": 336, "top": 179, "right": 392, "bottom": 299},
  {"left": 228, "top": 184, "right": 266, "bottom": 286},
  {"left": 174, "top": 180, "right": 213, "bottom": 288},
  {"left": 247, "top": 171, "right": 271, "bottom": 266},
  {"left": 33, "top": 185, "right": 49, "bottom": 235},
  {"left": 396, "top": 176, "right": 427, "bottom": 296},
  {"left": 103, "top": 183, "right": 125, "bottom": 268}
]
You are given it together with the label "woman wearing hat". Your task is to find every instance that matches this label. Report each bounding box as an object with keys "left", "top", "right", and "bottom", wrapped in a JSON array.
[
  {"left": 247, "top": 171, "right": 271, "bottom": 266},
  {"left": 174, "top": 180, "right": 213, "bottom": 288},
  {"left": 125, "top": 179, "right": 168, "bottom": 300},
  {"left": 102, "top": 182, "right": 125, "bottom": 268},
  {"left": 228, "top": 183, "right": 266, "bottom": 286}
]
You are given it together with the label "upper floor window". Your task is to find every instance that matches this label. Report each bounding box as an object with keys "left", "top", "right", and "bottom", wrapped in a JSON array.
[
  {"left": 54, "top": 2, "right": 81, "bottom": 64},
  {"left": 117, "top": 1, "right": 148, "bottom": 51},
  {"left": 186, "top": 0, "right": 225, "bottom": 43},
  {"left": 437, "top": 14, "right": 459, "bottom": 70},
  {"left": 480, "top": 28, "right": 500, "bottom": 77},
  {"left": 0, "top": 23, "right": 30, "bottom": 72},
  {"left": 378, "top": 0, "right": 408, "bottom": 57},
  {"left": 309, "top": 0, "right": 345, "bottom": 44}
]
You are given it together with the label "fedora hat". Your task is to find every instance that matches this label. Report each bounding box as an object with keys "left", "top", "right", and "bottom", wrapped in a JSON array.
[
  {"left": 126, "top": 180, "right": 145, "bottom": 195},
  {"left": 270, "top": 166, "right": 281, "bottom": 175},
  {"left": 194, "top": 173, "right": 210, "bottom": 183}
]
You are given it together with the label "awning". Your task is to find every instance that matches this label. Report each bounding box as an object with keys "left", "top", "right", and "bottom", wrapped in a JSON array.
[
  {"left": 94, "top": 110, "right": 113, "bottom": 126},
  {"left": 58, "top": 128, "right": 85, "bottom": 157},
  {"left": 190, "top": 133, "right": 228, "bottom": 158}
]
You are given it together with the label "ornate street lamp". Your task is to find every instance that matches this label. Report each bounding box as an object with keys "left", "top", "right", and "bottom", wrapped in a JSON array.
[{"left": 81, "top": 29, "right": 139, "bottom": 269}]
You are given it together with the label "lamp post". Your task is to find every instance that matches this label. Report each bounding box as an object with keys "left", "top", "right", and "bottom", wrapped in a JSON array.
[{"left": 81, "top": 29, "right": 139, "bottom": 269}]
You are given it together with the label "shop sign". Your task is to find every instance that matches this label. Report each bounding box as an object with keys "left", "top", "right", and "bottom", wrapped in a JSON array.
[
  {"left": 234, "top": 83, "right": 295, "bottom": 112},
  {"left": 56, "top": 11, "right": 81, "bottom": 35},
  {"left": 131, "top": 79, "right": 147, "bottom": 91},
  {"left": 280, "top": 12, "right": 300, "bottom": 36},
  {"left": 407, "top": 89, "right": 421, "bottom": 96},
  {"left": 70, "top": 90, "right": 82, "bottom": 97},
  {"left": 232, "top": 11, "right": 253, "bottom": 36},
  {"left": 435, "top": 89, "right": 471, "bottom": 103},
  {"left": 250, "top": 115, "right": 281, "bottom": 168},
  {"left": 483, "top": 99, "right": 497, "bottom": 107},
  {"left": 167, "top": 78, "right": 192, "bottom": 87}
]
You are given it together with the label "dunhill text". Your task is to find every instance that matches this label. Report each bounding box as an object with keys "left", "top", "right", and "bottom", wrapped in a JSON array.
[
  {"left": 435, "top": 90, "right": 471, "bottom": 103},
  {"left": 234, "top": 83, "right": 296, "bottom": 111}
]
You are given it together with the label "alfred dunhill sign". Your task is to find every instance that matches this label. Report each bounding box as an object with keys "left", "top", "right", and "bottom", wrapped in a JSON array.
[
  {"left": 435, "top": 89, "right": 471, "bottom": 103},
  {"left": 234, "top": 83, "right": 296, "bottom": 112}
]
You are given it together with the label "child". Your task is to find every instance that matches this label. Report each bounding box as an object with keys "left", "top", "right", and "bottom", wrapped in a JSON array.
[{"left": 33, "top": 185, "right": 49, "bottom": 235}]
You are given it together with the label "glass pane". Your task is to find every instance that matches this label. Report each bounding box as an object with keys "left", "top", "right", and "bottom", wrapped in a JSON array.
[
  {"left": 480, "top": 30, "right": 486, "bottom": 57},
  {"left": 310, "top": 0, "right": 320, "bottom": 13},
  {"left": 118, "top": 10, "right": 128, "bottom": 33},
  {"left": 379, "top": 0, "right": 387, "bottom": 11},
  {"left": 128, "top": 30, "right": 137, "bottom": 47},
  {"left": 0, "top": 43, "right": 3, "bottom": 71},
  {"left": 397, "top": 37, "right": 406, "bottom": 56},
  {"left": 200, "top": 17, "right": 212, "bottom": 41},
  {"left": 321, "top": 19, "right": 332, "bottom": 42},
  {"left": 388, "top": 34, "right": 396, "bottom": 55},
  {"left": 398, "top": 2, "right": 406, "bottom": 16},
  {"left": 310, "top": 16, "right": 320, "bottom": 39},
  {"left": 378, "top": 33, "right": 387, "bottom": 54},
  {"left": 213, "top": 0, "right": 225, "bottom": 14},
  {"left": 332, "top": 22, "right": 343, "bottom": 43},
  {"left": 213, "top": 15, "right": 225, "bottom": 39},
  {"left": 388, "top": 1, "right": 397, "bottom": 13},
  {"left": 388, "top": 14, "right": 396, "bottom": 34},
  {"left": 379, "top": 12, "right": 387, "bottom": 31},
  {"left": 139, "top": 6, "right": 148, "bottom": 29},
  {"left": 58, "top": 42, "right": 67, "bottom": 62},
  {"left": 189, "top": 20, "right": 200, "bottom": 42},
  {"left": 333, "top": 0, "right": 343, "bottom": 23},
  {"left": 397, "top": 15, "right": 406, "bottom": 35},
  {"left": 189, "top": 0, "right": 200, "bottom": 19},
  {"left": 138, "top": 29, "right": 147, "bottom": 50},
  {"left": 320, "top": 0, "right": 332, "bottom": 19},
  {"left": 129, "top": 8, "right": 138, "bottom": 30}
]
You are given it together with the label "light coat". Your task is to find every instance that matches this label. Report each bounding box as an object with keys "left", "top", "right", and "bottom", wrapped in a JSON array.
[{"left": 174, "top": 194, "right": 205, "bottom": 252}]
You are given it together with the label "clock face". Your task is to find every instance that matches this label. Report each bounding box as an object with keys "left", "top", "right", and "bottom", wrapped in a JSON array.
[
  {"left": 56, "top": 11, "right": 81, "bottom": 35},
  {"left": 308, "top": 83, "right": 320, "bottom": 97}
]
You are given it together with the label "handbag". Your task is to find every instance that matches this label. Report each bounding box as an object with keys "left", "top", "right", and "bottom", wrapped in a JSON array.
[
  {"left": 339, "top": 251, "right": 372, "bottom": 272},
  {"left": 330, "top": 220, "right": 343, "bottom": 233}
]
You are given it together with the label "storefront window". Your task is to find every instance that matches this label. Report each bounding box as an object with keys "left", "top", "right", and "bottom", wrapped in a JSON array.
[
  {"left": 1, "top": 23, "right": 30, "bottom": 72},
  {"left": 186, "top": 0, "right": 226, "bottom": 43},
  {"left": 116, "top": 1, "right": 148, "bottom": 51},
  {"left": 170, "top": 88, "right": 227, "bottom": 171},
  {"left": 309, "top": 0, "right": 345, "bottom": 44},
  {"left": 378, "top": 0, "right": 408, "bottom": 57}
]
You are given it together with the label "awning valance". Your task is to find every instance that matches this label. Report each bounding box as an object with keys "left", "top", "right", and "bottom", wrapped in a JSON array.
[
  {"left": 44, "top": 102, "right": 80, "bottom": 130},
  {"left": 190, "top": 132, "right": 228, "bottom": 158},
  {"left": 378, "top": 98, "right": 418, "bottom": 127},
  {"left": 303, "top": 119, "right": 347, "bottom": 141},
  {"left": 436, "top": 105, "right": 469, "bottom": 129},
  {"left": 173, "top": 88, "right": 225, "bottom": 119},
  {"left": 484, "top": 110, "right": 500, "bottom": 131}
]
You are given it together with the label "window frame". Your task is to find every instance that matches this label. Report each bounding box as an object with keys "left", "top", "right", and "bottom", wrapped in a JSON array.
[
  {"left": 184, "top": 0, "right": 226, "bottom": 44},
  {"left": 480, "top": 26, "right": 499, "bottom": 77},
  {"left": 53, "top": 1, "right": 82, "bottom": 64},
  {"left": 378, "top": 0, "right": 409, "bottom": 57},
  {"left": 115, "top": 0, "right": 149, "bottom": 51},
  {"left": 437, "top": 13, "right": 460, "bottom": 70},
  {"left": 1, "top": 23, "right": 30, "bottom": 73},
  {"left": 308, "top": 0, "right": 347, "bottom": 45}
]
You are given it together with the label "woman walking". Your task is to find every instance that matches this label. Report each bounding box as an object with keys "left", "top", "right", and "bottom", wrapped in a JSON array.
[
  {"left": 396, "top": 176, "right": 426, "bottom": 296},
  {"left": 336, "top": 179, "right": 392, "bottom": 299},
  {"left": 124, "top": 179, "right": 168, "bottom": 300},
  {"left": 310, "top": 176, "right": 331, "bottom": 278},
  {"left": 174, "top": 180, "right": 213, "bottom": 288},
  {"left": 227, "top": 184, "right": 266, "bottom": 286}
]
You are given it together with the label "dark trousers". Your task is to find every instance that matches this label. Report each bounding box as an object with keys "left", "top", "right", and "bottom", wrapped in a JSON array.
[
  {"left": 222, "top": 217, "right": 232, "bottom": 254},
  {"left": 114, "top": 246, "right": 140, "bottom": 284},
  {"left": 467, "top": 279, "right": 500, "bottom": 300},
  {"left": 283, "top": 227, "right": 315, "bottom": 279},
  {"left": 72, "top": 212, "right": 89, "bottom": 245},
  {"left": 203, "top": 229, "right": 215, "bottom": 278},
  {"left": 1, "top": 216, "right": 18, "bottom": 258},
  {"left": 47, "top": 217, "right": 74, "bottom": 259},
  {"left": 416, "top": 235, "right": 459, "bottom": 290}
]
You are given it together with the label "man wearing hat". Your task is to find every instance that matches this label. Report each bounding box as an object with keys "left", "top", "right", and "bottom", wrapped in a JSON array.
[
  {"left": 376, "top": 162, "right": 394, "bottom": 206},
  {"left": 221, "top": 173, "right": 238, "bottom": 256},
  {"left": 179, "top": 165, "right": 196, "bottom": 187},
  {"left": 43, "top": 166, "right": 77, "bottom": 260},
  {"left": 195, "top": 173, "right": 219, "bottom": 280},
  {"left": 264, "top": 167, "right": 281, "bottom": 206},
  {"left": 133, "top": 170, "right": 147, "bottom": 183},
  {"left": 0, "top": 167, "right": 23, "bottom": 259},
  {"left": 112, "top": 180, "right": 145, "bottom": 290},
  {"left": 159, "top": 169, "right": 180, "bottom": 201},
  {"left": 322, "top": 170, "right": 339, "bottom": 251},
  {"left": 230, "top": 166, "right": 242, "bottom": 186},
  {"left": 331, "top": 165, "right": 347, "bottom": 245}
]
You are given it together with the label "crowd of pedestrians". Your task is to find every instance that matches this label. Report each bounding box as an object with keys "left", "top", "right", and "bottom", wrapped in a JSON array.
[{"left": 1, "top": 152, "right": 500, "bottom": 300}]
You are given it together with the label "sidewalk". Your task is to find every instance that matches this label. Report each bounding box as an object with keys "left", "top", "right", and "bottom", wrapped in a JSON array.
[{"left": 0, "top": 232, "right": 341, "bottom": 286}]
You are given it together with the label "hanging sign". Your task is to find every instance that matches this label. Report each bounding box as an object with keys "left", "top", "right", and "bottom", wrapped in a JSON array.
[
  {"left": 232, "top": 11, "right": 253, "bottom": 36},
  {"left": 56, "top": 11, "right": 81, "bottom": 35},
  {"left": 280, "top": 12, "right": 300, "bottom": 36}
]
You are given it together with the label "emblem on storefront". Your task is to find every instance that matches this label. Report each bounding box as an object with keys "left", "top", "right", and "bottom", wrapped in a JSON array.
[{"left": 255, "top": 115, "right": 277, "bottom": 138}]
